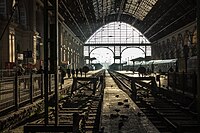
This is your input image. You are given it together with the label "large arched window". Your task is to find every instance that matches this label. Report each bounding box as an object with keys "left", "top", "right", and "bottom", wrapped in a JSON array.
[
  {"left": 86, "top": 22, "right": 149, "bottom": 44},
  {"left": 84, "top": 22, "right": 151, "bottom": 67}
]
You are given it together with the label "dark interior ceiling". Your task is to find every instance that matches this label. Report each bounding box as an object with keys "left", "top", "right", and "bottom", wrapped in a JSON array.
[{"left": 58, "top": 0, "right": 197, "bottom": 43}]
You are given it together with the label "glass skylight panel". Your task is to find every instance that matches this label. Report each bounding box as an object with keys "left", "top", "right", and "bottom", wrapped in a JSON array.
[
  {"left": 125, "top": 4, "right": 130, "bottom": 11},
  {"left": 129, "top": 0, "right": 158, "bottom": 20},
  {"left": 92, "top": 0, "right": 158, "bottom": 21}
]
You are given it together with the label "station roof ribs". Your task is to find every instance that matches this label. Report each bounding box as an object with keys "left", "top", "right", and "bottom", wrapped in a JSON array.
[{"left": 59, "top": 0, "right": 196, "bottom": 42}]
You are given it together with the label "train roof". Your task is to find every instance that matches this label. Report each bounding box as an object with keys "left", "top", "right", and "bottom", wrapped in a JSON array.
[
  {"left": 147, "top": 59, "right": 177, "bottom": 65},
  {"left": 134, "top": 59, "right": 177, "bottom": 65},
  {"left": 124, "top": 58, "right": 178, "bottom": 67}
]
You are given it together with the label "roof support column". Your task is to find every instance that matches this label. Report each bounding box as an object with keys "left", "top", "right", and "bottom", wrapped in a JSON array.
[{"left": 44, "top": 0, "right": 59, "bottom": 125}]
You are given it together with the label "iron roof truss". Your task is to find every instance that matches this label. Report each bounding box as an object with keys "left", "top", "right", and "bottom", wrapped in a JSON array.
[{"left": 58, "top": 0, "right": 196, "bottom": 42}]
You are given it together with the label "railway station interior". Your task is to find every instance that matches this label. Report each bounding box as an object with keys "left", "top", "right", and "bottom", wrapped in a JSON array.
[{"left": 0, "top": 0, "right": 200, "bottom": 132}]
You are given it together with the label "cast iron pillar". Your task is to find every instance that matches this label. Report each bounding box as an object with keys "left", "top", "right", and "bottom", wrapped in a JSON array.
[{"left": 44, "top": 0, "right": 59, "bottom": 125}]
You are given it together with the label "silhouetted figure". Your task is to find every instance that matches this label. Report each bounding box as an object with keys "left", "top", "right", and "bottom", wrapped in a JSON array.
[
  {"left": 71, "top": 68, "right": 75, "bottom": 77},
  {"left": 79, "top": 68, "right": 83, "bottom": 77},
  {"left": 75, "top": 68, "right": 79, "bottom": 77},
  {"left": 159, "top": 69, "right": 162, "bottom": 73},
  {"left": 67, "top": 68, "right": 71, "bottom": 78},
  {"left": 137, "top": 66, "right": 146, "bottom": 77},
  {"left": 17, "top": 64, "right": 25, "bottom": 76},
  {"left": 37, "top": 66, "right": 44, "bottom": 74},
  {"left": 60, "top": 67, "right": 66, "bottom": 84}
]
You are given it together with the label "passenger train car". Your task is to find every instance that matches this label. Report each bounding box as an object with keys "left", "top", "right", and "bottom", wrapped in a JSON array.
[
  {"left": 133, "top": 59, "right": 177, "bottom": 73},
  {"left": 123, "top": 56, "right": 197, "bottom": 74}
]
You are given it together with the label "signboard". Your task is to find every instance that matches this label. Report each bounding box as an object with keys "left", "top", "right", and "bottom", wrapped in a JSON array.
[{"left": 23, "top": 51, "right": 32, "bottom": 58}]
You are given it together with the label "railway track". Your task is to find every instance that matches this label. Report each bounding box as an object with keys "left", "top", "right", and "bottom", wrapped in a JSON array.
[
  {"left": 22, "top": 70, "right": 105, "bottom": 133},
  {"left": 108, "top": 70, "right": 200, "bottom": 133}
]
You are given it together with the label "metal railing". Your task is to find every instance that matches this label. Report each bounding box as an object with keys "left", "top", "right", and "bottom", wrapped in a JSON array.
[{"left": 0, "top": 73, "right": 55, "bottom": 115}]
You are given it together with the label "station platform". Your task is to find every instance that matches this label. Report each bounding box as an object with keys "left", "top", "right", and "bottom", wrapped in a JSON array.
[{"left": 100, "top": 71, "right": 159, "bottom": 133}]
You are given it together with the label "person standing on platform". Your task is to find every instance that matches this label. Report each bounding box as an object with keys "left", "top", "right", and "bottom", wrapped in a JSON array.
[
  {"left": 71, "top": 68, "right": 75, "bottom": 77},
  {"left": 75, "top": 68, "right": 79, "bottom": 77},
  {"left": 37, "top": 66, "right": 44, "bottom": 74},
  {"left": 79, "top": 68, "right": 83, "bottom": 77},
  {"left": 60, "top": 67, "right": 66, "bottom": 84},
  {"left": 67, "top": 68, "right": 71, "bottom": 78}
]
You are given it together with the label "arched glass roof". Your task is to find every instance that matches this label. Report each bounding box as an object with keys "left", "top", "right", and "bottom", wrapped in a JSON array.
[
  {"left": 85, "top": 22, "right": 150, "bottom": 44},
  {"left": 92, "top": 0, "right": 158, "bottom": 21}
]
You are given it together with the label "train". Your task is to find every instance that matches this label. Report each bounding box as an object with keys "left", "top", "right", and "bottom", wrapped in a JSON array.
[{"left": 122, "top": 56, "right": 198, "bottom": 74}]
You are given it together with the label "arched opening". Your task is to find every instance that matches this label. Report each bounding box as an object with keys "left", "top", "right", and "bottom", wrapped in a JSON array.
[
  {"left": 89, "top": 48, "right": 114, "bottom": 69},
  {"left": 121, "top": 47, "right": 145, "bottom": 65},
  {"left": 84, "top": 22, "right": 151, "bottom": 68}
]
